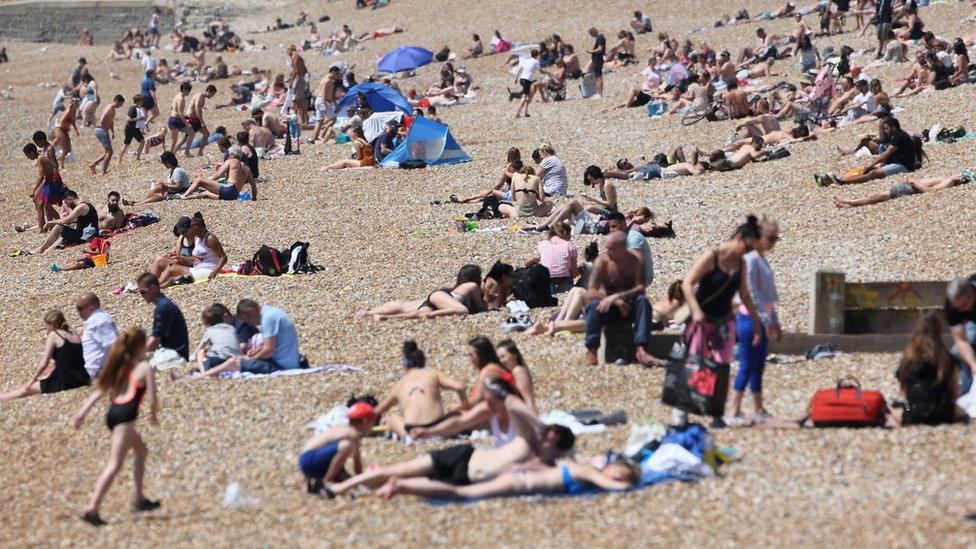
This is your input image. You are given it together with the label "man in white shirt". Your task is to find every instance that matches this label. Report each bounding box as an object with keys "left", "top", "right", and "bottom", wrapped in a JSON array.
[
  {"left": 515, "top": 50, "right": 543, "bottom": 118},
  {"left": 75, "top": 293, "right": 118, "bottom": 378},
  {"left": 846, "top": 79, "right": 875, "bottom": 119}
]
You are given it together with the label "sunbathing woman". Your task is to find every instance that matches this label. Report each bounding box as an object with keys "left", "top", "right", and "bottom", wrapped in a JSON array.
[
  {"left": 106, "top": 41, "right": 129, "bottom": 62},
  {"left": 950, "top": 39, "right": 971, "bottom": 86},
  {"left": 0, "top": 310, "right": 90, "bottom": 401},
  {"left": 528, "top": 165, "right": 617, "bottom": 233},
  {"left": 156, "top": 212, "right": 227, "bottom": 287},
  {"left": 321, "top": 127, "right": 375, "bottom": 170},
  {"left": 451, "top": 148, "right": 521, "bottom": 204},
  {"left": 375, "top": 340, "right": 468, "bottom": 439},
  {"left": 377, "top": 456, "right": 640, "bottom": 500},
  {"left": 357, "top": 264, "right": 487, "bottom": 321},
  {"left": 498, "top": 162, "right": 552, "bottom": 218}
]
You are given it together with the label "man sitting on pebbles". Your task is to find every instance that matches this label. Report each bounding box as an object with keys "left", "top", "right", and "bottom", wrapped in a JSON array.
[{"left": 181, "top": 146, "right": 257, "bottom": 201}]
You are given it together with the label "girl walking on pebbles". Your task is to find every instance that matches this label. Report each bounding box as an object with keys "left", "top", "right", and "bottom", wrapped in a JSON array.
[{"left": 72, "top": 327, "right": 161, "bottom": 526}]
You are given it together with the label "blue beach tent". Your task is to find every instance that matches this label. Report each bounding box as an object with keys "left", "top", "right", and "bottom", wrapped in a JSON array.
[
  {"left": 379, "top": 117, "right": 471, "bottom": 168},
  {"left": 336, "top": 82, "right": 412, "bottom": 114}
]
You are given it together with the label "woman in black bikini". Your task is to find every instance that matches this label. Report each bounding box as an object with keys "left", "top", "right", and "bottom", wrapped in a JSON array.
[
  {"left": 0, "top": 310, "right": 90, "bottom": 401},
  {"left": 356, "top": 265, "right": 487, "bottom": 321},
  {"left": 72, "top": 327, "right": 160, "bottom": 526}
]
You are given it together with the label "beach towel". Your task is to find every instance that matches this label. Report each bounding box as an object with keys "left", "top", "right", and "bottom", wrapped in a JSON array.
[
  {"left": 217, "top": 364, "right": 364, "bottom": 380},
  {"left": 62, "top": 210, "right": 160, "bottom": 248}
]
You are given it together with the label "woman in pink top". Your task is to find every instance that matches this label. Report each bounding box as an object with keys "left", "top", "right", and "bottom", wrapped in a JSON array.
[{"left": 528, "top": 223, "right": 578, "bottom": 294}]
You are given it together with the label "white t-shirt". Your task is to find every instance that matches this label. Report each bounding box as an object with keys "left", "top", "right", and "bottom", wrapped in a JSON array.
[
  {"left": 142, "top": 54, "right": 157, "bottom": 72},
  {"left": 135, "top": 107, "right": 148, "bottom": 130},
  {"left": 169, "top": 166, "right": 191, "bottom": 191},
  {"left": 519, "top": 57, "right": 542, "bottom": 81},
  {"left": 850, "top": 91, "right": 875, "bottom": 113},
  {"left": 82, "top": 309, "right": 118, "bottom": 378}
]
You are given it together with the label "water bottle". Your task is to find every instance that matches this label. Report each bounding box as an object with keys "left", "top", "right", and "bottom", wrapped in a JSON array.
[{"left": 237, "top": 190, "right": 251, "bottom": 201}]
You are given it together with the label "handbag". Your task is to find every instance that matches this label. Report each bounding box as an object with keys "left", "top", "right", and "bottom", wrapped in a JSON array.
[
  {"left": 809, "top": 376, "right": 886, "bottom": 427},
  {"left": 661, "top": 324, "right": 731, "bottom": 417}
]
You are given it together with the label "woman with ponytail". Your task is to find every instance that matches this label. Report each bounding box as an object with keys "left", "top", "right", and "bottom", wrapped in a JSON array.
[
  {"left": 72, "top": 327, "right": 160, "bottom": 526},
  {"left": 680, "top": 215, "right": 763, "bottom": 424},
  {"left": 0, "top": 310, "right": 89, "bottom": 400}
]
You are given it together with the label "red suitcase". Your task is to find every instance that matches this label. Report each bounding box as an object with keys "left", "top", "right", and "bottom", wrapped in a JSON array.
[{"left": 810, "top": 376, "right": 887, "bottom": 427}]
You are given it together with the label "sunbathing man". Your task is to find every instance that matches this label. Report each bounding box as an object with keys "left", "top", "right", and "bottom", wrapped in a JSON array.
[
  {"left": 98, "top": 191, "right": 126, "bottom": 232},
  {"left": 167, "top": 82, "right": 193, "bottom": 154},
  {"left": 724, "top": 125, "right": 812, "bottom": 150},
  {"left": 734, "top": 113, "right": 781, "bottom": 139},
  {"left": 88, "top": 95, "right": 124, "bottom": 175},
  {"left": 374, "top": 340, "right": 468, "bottom": 439},
  {"left": 185, "top": 85, "right": 217, "bottom": 157},
  {"left": 243, "top": 119, "right": 275, "bottom": 152},
  {"left": 327, "top": 379, "right": 575, "bottom": 498},
  {"left": 181, "top": 147, "right": 256, "bottom": 201},
  {"left": 584, "top": 230, "right": 658, "bottom": 366},
  {"left": 834, "top": 170, "right": 976, "bottom": 208},
  {"left": 24, "top": 143, "right": 63, "bottom": 233},
  {"left": 708, "top": 137, "right": 769, "bottom": 171}
]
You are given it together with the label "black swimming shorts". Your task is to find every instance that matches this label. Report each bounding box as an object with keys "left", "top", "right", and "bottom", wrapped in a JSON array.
[
  {"left": 428, "top": 444, "right": 475, "bottom": 485},
  {"left": 519, "top": 78, "right": 532, "bottom": 95},
  {"left": 404, "top": 411, "right": 460, "bottom": 433}
]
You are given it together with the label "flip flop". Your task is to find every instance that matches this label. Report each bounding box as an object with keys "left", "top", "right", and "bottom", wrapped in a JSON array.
[{"left": 9, "top": 249, "right": 25, "bottom": 257}]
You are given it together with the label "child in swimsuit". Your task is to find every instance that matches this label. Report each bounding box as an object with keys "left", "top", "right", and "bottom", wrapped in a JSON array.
[{"left": 72, "top": 327, "right": 160, "bottom": 526}]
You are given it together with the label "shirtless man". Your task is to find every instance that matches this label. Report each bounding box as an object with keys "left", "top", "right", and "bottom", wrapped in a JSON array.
[
  {"left": 309, "top": 66, "right": 340, "bottom": 143},
  {"left": 88, "top": 95, "right": 124, "bottom": 175},
  {"left": 181, "top": 147, "right": 256, "bottom": 201},
  {"left": 725, "top": 125, "right": 812, "bottom": 150},
  {"left": 717, "top": 51, "right": 737, "bottom": 84},
  {"left": 328, "top": 379, "right": 575, "bottom": 498},
  {"left": 711, "top": 137, "right": 769, "bottom": 170},
  {"left": 734, "top": 113, "right": 781, "bottom": 139},
  {"left": 24, "top": 143, "right": 63, "bottom": 233},
  {"left": 185, "top": 85, "right": 217, "bottom": 157},
  {"left": 167, "top": 82, "right": 193, "bottom": 154},
  {"left": 288, "top": 46, "right": 310, "bottom": 124},
  {"left": 583, "top": 230, "right": 657, "bottom": 366},
  {"left": 724, "top": 80, "right": 751, "bottom": 119},
  {"left": 243, "top": 119, "right": 275, "bottom": 151},
  {"left": 833, "top": 171, "right": 976, "bottom": 208},
  {"left": 98, "top": 191, "right": 126, "bottom": 232},
  {"left": 374, "top": 341, "right": 468, "bottom": 439}
]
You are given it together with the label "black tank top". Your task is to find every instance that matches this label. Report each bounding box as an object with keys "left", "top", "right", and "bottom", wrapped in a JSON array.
[
  {"left": 694, "top": 251, "right": 741, "bottom": 319},
  {"left": 52, "top": 333, "right": 89, "bottom": 385},
  {"left": 76, "top": 202, "right": 99, "bottom": 233}
]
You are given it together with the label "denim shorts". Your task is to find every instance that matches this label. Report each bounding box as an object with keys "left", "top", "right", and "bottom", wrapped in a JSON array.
[{"left": 881, "top": 163, "right": 907, "bottom": 177}]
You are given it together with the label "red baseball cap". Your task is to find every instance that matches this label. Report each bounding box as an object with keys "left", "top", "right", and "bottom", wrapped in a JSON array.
[{"left": 348, "top": 402, "right": 377, "bottom": 423}]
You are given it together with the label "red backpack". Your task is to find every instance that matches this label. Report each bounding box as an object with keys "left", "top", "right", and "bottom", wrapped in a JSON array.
[{"left": 810, "top": 377, "right": 887, "bottom": 427}]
